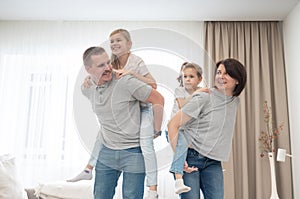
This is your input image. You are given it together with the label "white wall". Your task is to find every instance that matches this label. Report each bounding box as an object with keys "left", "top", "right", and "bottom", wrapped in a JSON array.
[{"left": 283, "top": 2, "right": 300, "bottom": 198}]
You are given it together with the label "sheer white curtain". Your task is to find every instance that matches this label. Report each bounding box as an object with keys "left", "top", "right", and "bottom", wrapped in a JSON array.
[
  {"left": 0, "top": 21, "right": 102, "bottom": 187},
  {"left": 0, "top": 21, "right": 203, "bottom": 193},
  {"left": 0, "top": 24, "right": 88, "bottom": 186}
]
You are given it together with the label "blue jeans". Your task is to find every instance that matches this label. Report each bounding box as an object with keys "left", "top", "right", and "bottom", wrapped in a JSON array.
[
  {"left": 140, "top": 104, "right": 157, "bottom": 186},
  {"left": 94, "top": 146, "right": 146, "bottom": 199},
  {"left": 181, "top": 148, "right": 224, "bottom": 199},
  {"left": 88, "top": 135, "right": 101, "bottom": 167},
  {"left": 169, "top": 131, "right": 188, "bottom": 175}
]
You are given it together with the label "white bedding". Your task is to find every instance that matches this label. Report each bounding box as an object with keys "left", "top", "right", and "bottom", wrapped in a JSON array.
[{"left": 34, "top": 181, "right": 93, "bottom": 199}]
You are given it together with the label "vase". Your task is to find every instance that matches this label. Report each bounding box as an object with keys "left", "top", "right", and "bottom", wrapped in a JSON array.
[{"left": 268, "top": 152, "right": 280, "bottom": 199}]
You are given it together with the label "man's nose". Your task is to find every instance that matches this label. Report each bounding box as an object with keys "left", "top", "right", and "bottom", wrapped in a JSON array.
[{"left": 105, "top": 63, "right": 112, "bottom": 70}]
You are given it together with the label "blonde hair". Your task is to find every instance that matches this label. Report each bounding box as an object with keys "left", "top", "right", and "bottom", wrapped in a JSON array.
[
  {"left": 110, "top": 29, "right": 132, "bottom": 69},
  {"left": 177, "top": 62, "right": 203, "bottom": 87}
]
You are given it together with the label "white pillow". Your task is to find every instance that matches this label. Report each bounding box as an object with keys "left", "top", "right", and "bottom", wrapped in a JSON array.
[
  {"left": 35, "top": 181, "right": 93, "bottom": 199},
  {"left": 0, "top": 154, "right": 28, "bottom": 199}
]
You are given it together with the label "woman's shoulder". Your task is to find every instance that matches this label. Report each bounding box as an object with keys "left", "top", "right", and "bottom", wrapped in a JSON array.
[{"left": 191, "top": 90, "right": 210, "bottom": 103}]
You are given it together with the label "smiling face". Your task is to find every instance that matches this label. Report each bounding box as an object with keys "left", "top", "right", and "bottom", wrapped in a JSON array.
[
  {"left": 215, "top": 64, "right": 239, "bottom": 96},
  {"left": 86, "top": 52, "right": 113, "bottom": 85},
  {"left": 182, "top": 67, "right": 202, "bottom": 92},
  {"left": 110, "top": 32, "right": 132, "bottom": 57}
]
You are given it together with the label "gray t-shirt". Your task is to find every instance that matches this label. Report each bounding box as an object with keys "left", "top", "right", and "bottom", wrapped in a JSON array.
[
  {"left": 182, "top": 88, "right": 240, "bottom": 161},
  {"left": 82, "top": 74, "right": 152, "bottom": 150}
]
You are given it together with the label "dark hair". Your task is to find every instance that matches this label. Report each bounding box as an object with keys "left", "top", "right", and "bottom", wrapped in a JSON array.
[
  {"left": 177, "top": 62, "right": 203, "bottom": 87},
  {"left": 215, "top": 58, "right": 247, "bottom": 96},
  {"left": 83, "top": 46, "right": 106, "bottom": 67}
]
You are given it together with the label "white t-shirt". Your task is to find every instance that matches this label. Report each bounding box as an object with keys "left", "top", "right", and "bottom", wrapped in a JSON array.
[
  {"left": 170, "top": 86, "right": 190, "bottom": 118},
  {"left": 124, "top": 53, "right": 149, "bottom": 76}
]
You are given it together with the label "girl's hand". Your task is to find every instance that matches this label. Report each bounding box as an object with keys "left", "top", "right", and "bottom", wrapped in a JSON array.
[
  {"left": 183, "top": 161, "right": 198, "bottom": 173},
  {"left": 83, "top": 76, "right": 92, "bottom": 88},
  {"left": 113, "top": 69, "right": 132, "bottom": 79}
]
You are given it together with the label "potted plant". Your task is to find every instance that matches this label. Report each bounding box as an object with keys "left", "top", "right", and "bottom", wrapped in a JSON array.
[{"left": 258, "top": 100, "right": 284, "bottom": 199}]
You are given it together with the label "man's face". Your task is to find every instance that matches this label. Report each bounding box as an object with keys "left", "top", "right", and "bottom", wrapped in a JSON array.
[{"left": 87, "top": 52, "right": 113, "bottom": 85}]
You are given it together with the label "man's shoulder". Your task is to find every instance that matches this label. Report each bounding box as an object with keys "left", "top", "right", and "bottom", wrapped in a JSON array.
[
  {"left": 119, "top": 74, "right": 135, "bottom": 81},
  {"left": 117, "top": 75, "right": 141, "bottom": 89}
]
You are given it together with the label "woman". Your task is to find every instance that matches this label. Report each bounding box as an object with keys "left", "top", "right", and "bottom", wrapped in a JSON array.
[{"left": 168, "top": 58, "right": 247, "bottom": 199}]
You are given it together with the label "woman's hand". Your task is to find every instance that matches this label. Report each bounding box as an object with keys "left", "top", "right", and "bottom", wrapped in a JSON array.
[{"left": 194, "top": 87, "right": 210, "bottom": 94}]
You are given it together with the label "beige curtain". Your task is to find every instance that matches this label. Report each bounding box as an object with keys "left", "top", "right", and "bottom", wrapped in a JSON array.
[{"left": 203, "top": 21, "right": 293, "bottom": 199}]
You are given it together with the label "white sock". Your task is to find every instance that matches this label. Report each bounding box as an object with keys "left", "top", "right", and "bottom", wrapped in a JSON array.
[
  {"left": 145, "top": 190, "right": 158, "bottom": 199},
  {"left": 175, "top": 179, "right": 191, "bottom": 194},
  {"left": 67, "top": 168, "right": 92, "bottom": 182}
]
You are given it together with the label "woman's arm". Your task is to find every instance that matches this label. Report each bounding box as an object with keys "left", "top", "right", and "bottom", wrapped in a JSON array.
[
  {"left": 176, "top": 97, "right": 192, "bottom": 109},
  {"left": 167, "top": 110, "right": 192, "bottom": 151},
  {"left": 176, "top": 88, "right": 210, "bottom": 109}
]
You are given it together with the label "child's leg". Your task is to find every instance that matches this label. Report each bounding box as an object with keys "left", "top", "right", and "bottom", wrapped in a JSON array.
[
  {"left": 67, "top": 137, "right": 102, "bottom": 182},
  {"left": 169, "top": 132, "right": 191, "bottom": 194},
  {"left": 169, "top": 131, "right": 188, "bottom": 176},
  {"left": 88, "top": 137, "right": 102, "bottom": 167},
  {"left": 140, "top": 105, "right": 158, "bottom": 197}
]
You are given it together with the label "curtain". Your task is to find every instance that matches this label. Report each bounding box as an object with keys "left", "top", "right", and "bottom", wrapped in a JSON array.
[
  {"left": 0, "top": 22, "right": 91, "bottom": 187},
  {"left": 203, "top": 21, "right": 293, "bottom": 199}
]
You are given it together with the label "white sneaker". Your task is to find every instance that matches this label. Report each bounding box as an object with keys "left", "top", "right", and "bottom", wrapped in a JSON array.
[
  {"left": 144, "top": 190, "right": 158, "bottom": 199},
  {"left": 175, "top": 179, "right": 191, "bottom": 194},
  {"left": 67, "top": 169, "right": 92, "bottom": 182}
]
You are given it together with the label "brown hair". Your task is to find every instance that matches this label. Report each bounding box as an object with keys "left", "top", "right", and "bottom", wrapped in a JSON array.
[{"left": 215, "top": 58, "right": 247, "bottom": 96}]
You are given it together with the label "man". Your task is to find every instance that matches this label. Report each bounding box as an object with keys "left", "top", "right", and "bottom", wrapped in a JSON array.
[{"left": 81, "top": 46, "right": 164, "bottom": 199}]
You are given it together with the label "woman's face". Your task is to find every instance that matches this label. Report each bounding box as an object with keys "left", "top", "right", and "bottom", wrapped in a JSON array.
[
  {"left": 215, "top": 64, "right": 238, "bottom": 95},
  {"left": 110, "top": 33, "right": 132, "bottom": 57}
]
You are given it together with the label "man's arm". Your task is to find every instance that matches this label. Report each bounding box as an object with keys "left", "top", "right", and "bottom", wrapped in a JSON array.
[{"left": 145, "top": 89, "right": 164, "bottom": 133}]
